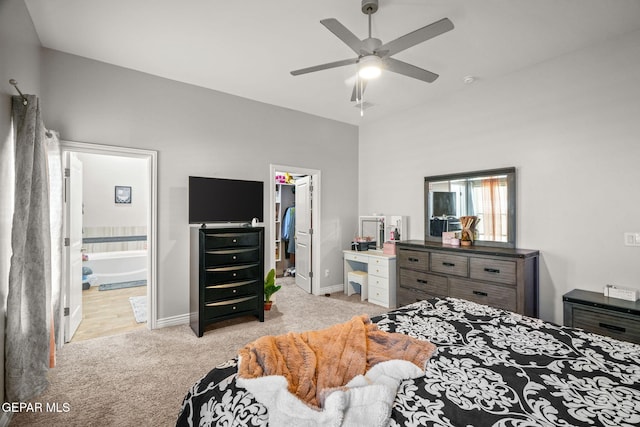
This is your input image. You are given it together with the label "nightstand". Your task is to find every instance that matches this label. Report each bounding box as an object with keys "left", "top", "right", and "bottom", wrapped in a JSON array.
[{"left": 563, "top": 289, "right": 640, "bottom": 344}]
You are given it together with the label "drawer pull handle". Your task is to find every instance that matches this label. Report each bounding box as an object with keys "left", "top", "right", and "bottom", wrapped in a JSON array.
[
  {"left": 443, "top": 262, "right": 455, "bottom": 267},
  {"left": 232, "top": 306, "right": 237, "bottom": 310},
  {"left": 233, "top": 239, "right": 237, "bottom": 243},
  {"left": 473, "top": 290, "right": 488, "bottom": 297},
  {"left": 408, "top": 257, "right": 419, "bottom": 262},
  {"left": 233, "top": 256, "right": 237, "bottom": 260},
  {"left": 417, "top": 279, "right": 428, "bottom": 284},
  {"left": 484, "top": 268, "right": 500, "bottom": 274},
  {"left": 599, "top": 322, "right": 625, "bottom": 333},
  {"left": 232, "top": 289, "right": 237, "bottom": 293}
]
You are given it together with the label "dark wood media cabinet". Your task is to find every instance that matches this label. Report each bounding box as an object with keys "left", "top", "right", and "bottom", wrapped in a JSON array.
[
  {"left": 396, "top": 241, "right": 539, "bottom": 317},
  {"left": 190, "top": 226, "right": 264, "bottom": 337}
]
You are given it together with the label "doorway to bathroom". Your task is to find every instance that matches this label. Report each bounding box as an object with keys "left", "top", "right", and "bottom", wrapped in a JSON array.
[{"left": 61, "top": 141, "right": 157, "bottom": 343}]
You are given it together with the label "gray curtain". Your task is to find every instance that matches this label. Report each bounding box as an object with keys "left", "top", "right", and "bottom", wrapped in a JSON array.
[{"left": 5, "top": 95, "right": 52, "bottom": 402}]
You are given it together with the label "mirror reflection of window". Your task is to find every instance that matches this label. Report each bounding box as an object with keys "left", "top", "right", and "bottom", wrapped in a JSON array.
[{"left": 469, "top": 176, "right": 508, "bottom": 242}]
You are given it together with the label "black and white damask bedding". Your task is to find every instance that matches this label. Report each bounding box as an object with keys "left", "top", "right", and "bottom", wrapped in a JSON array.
[{"left": 176, "top": 297, "right": 640, "bottom": 427}]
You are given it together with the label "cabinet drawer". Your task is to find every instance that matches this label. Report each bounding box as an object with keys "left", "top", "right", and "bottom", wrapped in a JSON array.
[
  {"left": 449, "top": 278, "right": 516, "bottom": 312},
  {"left": 205, "top": 279, "right": 259, "bottom": 301},
  {"left": 398, "top": 250, "right": 429, "bottom": 271},
  {"left": 205, "top": 263, "right": 260, "bottom": 285},
  {"left": 470, "top": 258, "right": 516, "bottom": 285},
  {"left": 368, "top": 283, "right": 389, "bottom": 307},
  {"left": 205, "top": 232, "right": 260, "bottom": 249},
  {"left": 204, "top": 295, "right": 259, "bottom": 319},
  {"left": 431, "top": 253, "right": 468, "bottom": 277},
  {"left": 397, "top": 286, "right": 434, "bottom": 306},
  {"left": 344, "top": 252, "right": 368, "bottom": 263},
  {"left": 369, "top": 263, "right": 389, "bottom": 278},
  {"left": 399, "top": 269, "right": 447, "bottom": 297},
  {"left": 369, "top": 275, "right": 389, "bottom": 291},
  {"left": 205, "top": 247, "right": 260, "bottom": 266},
  {"left": 572, "top": 307, "right": 640, "bottom": 344}
]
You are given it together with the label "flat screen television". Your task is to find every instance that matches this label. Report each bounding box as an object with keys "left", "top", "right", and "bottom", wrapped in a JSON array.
[
  {"left": 189, "top": 176, "right": 264, "bottom": 224},
  {"left": 432, "top": 191, "right": 457, "bottom": 217}
]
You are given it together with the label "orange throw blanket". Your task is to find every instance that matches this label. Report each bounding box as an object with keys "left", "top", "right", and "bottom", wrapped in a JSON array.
[{"left": 238, "top": 314, "right": 436, "bottom": 409}]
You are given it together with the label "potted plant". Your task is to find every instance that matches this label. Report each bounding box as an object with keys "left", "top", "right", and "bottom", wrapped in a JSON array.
[{"left": 263, "top": 268, "right": 281, "bottom": 311}]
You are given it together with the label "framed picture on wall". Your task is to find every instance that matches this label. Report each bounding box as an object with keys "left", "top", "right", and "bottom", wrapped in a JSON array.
[{"left": 115, "top": 185, "right": 132, "bottom": 204}]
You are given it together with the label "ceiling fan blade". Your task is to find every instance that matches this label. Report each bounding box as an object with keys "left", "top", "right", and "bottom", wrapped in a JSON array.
[
  {"left": 290, "top": 58, "right": 358, "bottom": 76},
  {"left": 320, "top": 18, "right": 365, "bottom": 55},
  {"left": 384, "top": 58, "right": 439, "bottom": 83},
  {"left": 376, "top": 18, "right": 454, "bottom": 57},
  {"left": 350, "top": 79, "right": 368, "bottom": 102}
]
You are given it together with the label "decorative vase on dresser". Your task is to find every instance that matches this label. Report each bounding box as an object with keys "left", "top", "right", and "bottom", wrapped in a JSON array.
[
  {"left": 190, "top": 226, "right": 265, "bottom": 337},
  {"left": 396, "top": 241, "right": 539, "bottom": 317}
]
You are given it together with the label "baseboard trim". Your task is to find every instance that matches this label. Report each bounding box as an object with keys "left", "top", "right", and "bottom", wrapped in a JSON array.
[
  {"left": 155, "top": 313, "right": 189, "bottom": 329},
  {"left": 315, "top": 284, "right": 344, "bottom": 295}
]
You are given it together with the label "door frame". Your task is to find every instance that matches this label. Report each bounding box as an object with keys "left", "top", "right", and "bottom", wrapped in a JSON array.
[
  {"left": 60, "top": 140, "right": 158, "bottom": 330},
  {"left": 269, "top": 164, "right": 321, "bottom": 295}
]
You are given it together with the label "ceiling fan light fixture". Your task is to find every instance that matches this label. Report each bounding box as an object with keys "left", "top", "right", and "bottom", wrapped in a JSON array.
[{"left": 358, "top": 55, "right": 382, "bottom": 79}]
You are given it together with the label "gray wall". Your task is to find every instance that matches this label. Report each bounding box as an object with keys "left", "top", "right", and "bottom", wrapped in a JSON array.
[
  {"left": 0, "top": 0, "right": 43, "bottom": 404},
  {"left": 40, "top": 49, "right": 359, "bottom": 321},
  {"left": 359, "top": 29, "right": 640, "bottom": 324}
]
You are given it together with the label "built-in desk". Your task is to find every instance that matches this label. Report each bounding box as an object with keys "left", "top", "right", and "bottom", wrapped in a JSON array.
[{"left": 343, "top": 250, "right": 396, "bottom": 308}]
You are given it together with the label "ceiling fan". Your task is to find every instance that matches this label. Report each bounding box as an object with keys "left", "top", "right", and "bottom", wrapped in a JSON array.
[{"left": 290, "top": 0, "right": 454, "bottom": 103}]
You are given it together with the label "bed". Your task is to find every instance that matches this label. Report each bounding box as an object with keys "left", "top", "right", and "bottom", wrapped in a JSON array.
[{"left": 176, "top": 297, "right": 640, "bottom": 426}]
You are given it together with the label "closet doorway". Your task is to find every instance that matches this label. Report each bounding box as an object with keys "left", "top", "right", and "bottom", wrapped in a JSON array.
[
  {"left": 61, "top": 140, "right": 157, "bottom": 342},
  {"left": 270, "top": 165, "right": 321, "bottom": 295}
]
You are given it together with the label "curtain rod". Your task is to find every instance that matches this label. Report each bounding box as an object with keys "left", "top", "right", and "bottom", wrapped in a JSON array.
[{"left": 9, "top": 79, "right": 28, "bottom": 105}]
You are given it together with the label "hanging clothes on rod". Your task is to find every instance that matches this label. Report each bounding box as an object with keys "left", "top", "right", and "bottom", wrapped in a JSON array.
[{"left": 281, "top": 206, "right": 296, "bottom": 257}]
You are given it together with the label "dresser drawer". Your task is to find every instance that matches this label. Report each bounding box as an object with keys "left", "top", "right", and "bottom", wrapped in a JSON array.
[
  {"left": 449, "top": 278, "right": 516, "bottom": 312},
  {"left": 205, "top": 232, "right": 260, "bottom": 249},
  {"left": 205, "top": 263, "right": 260, "bottom": 285},
  {"left": 470, "top": 257, "right": 516, "bottom": 285},
  {"left": 397, "top": 286, "right": 435, "bottom": 306},
  {"left": 204, "top": 295, "right": 259, "bottom": 319},
  {"left": 398, "top": 249, "right": 429, "bottom": 271},
  {"left": 431, "top": 253, "right": 468, "bottom": 277},
  {"left": 368, "top": 283, "right": 389, "bottom": 307},
  {"left": 204, "top": 247, "right": 260, "bottom": 266},
  {"left": 571, "top": 306, "right": 640, "bottom": 344},
  {"left": 399, "top": 269, "right": 447, "bottom": 297},
  {"left": 205, "top": 279, "right": 259, "bottom": 301},
  {"left": 369, "top": 275, "right": 389, "bottom": 291}
]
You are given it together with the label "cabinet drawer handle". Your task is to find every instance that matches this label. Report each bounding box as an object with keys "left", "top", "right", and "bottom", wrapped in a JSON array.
[
  {"left": 233, "top": 256, "right": 237, "bottom": 260},
  {"left": 473, "top": 290, "right": 488, "bottom": 297},
  {"left": 232, "top": 306, "right": 237, "bottom": 310},
  {"left": 417, "top": 279, "right": 428, "bottom": 284},
  {"left": 233, "top": 239, "right": 237, "bottom": 243},
  {"left": 599, "top": 322, "right": 626, "bottom": 333},
  {"left": 443, "top": 262, "right": 455, "bottom": 267},
  {"left": 232, "top": 289, "right": 237, "bottom": 293},
  {"left": 408, "top": 257, "right": 419, "bottom": 262},
  {"left": 484, "top": 268, "right": 500, "bottom": 274}
]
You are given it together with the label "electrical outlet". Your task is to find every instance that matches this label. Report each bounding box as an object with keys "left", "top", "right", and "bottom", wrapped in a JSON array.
[
  {"left": 624, "top": 232, "right": 640, "bottom": 246},
  {"left": 324, "top": 269, "right": 330, "bottom": 277}
]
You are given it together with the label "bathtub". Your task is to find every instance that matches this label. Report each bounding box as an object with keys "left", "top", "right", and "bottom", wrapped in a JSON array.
[{"left": 83, "top": 249, "right": 148, "bottom": 286}]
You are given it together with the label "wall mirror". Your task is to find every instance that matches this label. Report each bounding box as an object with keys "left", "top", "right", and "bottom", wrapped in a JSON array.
[{"left": 424, "top": 167, "right": 516, "bottom": 248}]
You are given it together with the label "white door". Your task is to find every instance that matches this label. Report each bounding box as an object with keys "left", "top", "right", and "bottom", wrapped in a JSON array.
[
  {"left": 295, "top": 176, "right": 313, "bottom": 293},
  {"left": 64, "top": 152, "right": 83, "bottom": 342}
]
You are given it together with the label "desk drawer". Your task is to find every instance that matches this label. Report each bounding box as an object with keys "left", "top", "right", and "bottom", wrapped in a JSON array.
[
  {"left": 368, "top": 283, "right": 389, "bottom": 307},
  {"left": 470, "top": 258, "right": 516, "bottom": 285},
  {"left": 369, "top": 275, "right": 389, "bottom": 291},
  {"left": 431, "top": 253, "right": 468, "bottom": 277},
  {"left": 449, "top": 278, "right": 516, "bottom": 312},
  {"left": 344, "top": 252, "right": 368, "bottom": 263},
  {"left": 398, "top": 250, "right": 429, "bottom": 271},
  {"left": 572, "top": 307, "right": 640, "bottom": 344},
  {"left": 368, "top": 263, "right": 389, "bottom": 278}
]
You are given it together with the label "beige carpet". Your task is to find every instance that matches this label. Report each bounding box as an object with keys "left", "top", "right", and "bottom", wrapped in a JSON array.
[{"left": 10, "top": 278, "right": 388, "bottom": 426}]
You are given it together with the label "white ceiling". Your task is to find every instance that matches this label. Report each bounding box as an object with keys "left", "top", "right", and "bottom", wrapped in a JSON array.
[{"left": 24, "top": 0, "right": 640, "bottom": 126}]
